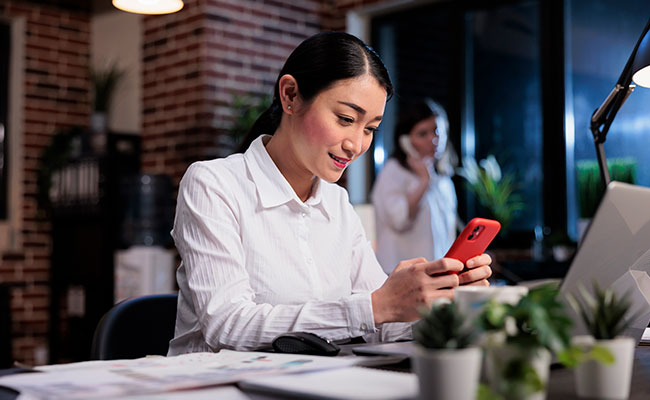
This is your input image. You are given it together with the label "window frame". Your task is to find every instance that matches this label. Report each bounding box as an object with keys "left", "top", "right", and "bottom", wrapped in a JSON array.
[{"left": 0, "top": 17, "right": 25, "bottom": 251}]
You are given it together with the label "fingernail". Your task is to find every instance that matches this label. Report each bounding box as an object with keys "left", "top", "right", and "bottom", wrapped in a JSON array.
[{"left": 466, "top": 260, "right": 475, "bottom": 268}]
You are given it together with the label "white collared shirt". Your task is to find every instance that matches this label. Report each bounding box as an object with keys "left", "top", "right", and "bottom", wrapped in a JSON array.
[
  {"left": 371, "top": 158, "right": 457, "bottom": 274},
  {"left": 168, "top": 135, "right": 412, "bottom": 355}
]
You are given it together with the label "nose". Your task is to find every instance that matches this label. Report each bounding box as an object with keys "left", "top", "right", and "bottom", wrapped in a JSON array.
[{"left": 342, "top": 132, "right": 363, "bottom": 157}]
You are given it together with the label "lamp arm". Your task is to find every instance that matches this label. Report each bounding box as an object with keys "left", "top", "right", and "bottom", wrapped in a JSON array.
[
  {"left": 588, "top": 18, "right": 650, "bottom": 189},
  {"left": 590, "top": 84, "right": 635, "bottom": 144},
  {"left": 590, "top": 17, "right": 650, "bottom": 143}
]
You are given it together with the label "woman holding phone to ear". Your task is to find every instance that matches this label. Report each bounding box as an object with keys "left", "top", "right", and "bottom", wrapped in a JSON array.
[
  {"left": 371, "top": 100, "right": 459, "bottom": 274},
  {"left": 168, "top": 33, "right": 491, "bottom": 356}
]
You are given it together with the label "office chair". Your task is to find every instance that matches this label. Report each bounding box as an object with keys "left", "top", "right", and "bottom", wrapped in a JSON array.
[{"left": 91, "top": 293, "right": 178, "bottom": 360}]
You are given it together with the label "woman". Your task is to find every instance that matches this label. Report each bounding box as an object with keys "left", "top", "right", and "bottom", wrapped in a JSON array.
[
  {"left": 371, "top": 100, "right": 459, "bottom": 274},
  {"left": 168, "top": 32, "right": 490, "bottom": 355}
]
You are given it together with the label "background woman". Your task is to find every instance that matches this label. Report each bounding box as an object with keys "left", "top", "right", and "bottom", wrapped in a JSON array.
[{"left": 372, "top": 99, "right": 459, "bottom": 274}]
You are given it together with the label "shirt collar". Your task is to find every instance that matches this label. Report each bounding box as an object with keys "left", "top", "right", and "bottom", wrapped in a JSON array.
[{"left": 244, "top": 135, "right": 332, "bottom": 220}]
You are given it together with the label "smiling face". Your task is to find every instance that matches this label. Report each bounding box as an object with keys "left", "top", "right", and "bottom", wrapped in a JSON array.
[
  {"left": 408, "top": 116, "right": 439, "bottom": 158},
  {"left": 290, "top": 74, "right": 387, "bottom": 183}
]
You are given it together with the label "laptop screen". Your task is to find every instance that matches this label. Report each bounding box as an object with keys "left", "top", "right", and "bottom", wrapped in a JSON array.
[{"left": 559, "top": 181, "right": 650, "bottom": 342}]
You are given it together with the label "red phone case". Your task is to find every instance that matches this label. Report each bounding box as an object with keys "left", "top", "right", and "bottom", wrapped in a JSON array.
[{"left": 445, "top": 218, "right": 501, "bottom": 264}]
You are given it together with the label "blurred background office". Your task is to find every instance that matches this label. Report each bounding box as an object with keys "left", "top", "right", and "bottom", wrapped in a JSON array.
[{"left": 0, "top": 0, "right": 648, "bottom": 367}]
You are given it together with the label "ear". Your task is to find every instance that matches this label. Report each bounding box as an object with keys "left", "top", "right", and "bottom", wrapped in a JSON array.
[{"left": 278, "top": 74, "right": 300, "bottom": 114}]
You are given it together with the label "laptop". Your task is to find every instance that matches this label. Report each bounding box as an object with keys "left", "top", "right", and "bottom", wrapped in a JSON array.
[
  {"left": 559, "top": 181, "right": 650, "bottom": 342},
  {"left": 352, "top": 182, "right": 650, "bottom": 357}
]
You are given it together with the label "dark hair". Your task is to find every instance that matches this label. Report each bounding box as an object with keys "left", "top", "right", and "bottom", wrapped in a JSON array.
[
  {"left": 236, "top": 31, "right": 393, "bottom": 153},
  {"left": 392, "top": 100, "right": 437, "bottom": 170}
]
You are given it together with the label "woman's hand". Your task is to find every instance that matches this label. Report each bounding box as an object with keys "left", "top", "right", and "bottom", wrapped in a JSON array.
[
  {"left": 406, "top": 155, "right": 430, "bottom": 183},
  {"left": 371, "top": 257, "right": 463, "bottom": 324},
  {"left": 405, "top": 156, "right": 431, "bottom": 219},
  {"left": 458, "top": 253, "right": 493, "bottom": 286}
]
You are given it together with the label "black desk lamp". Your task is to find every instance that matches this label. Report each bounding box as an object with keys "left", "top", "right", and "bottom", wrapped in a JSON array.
[{"left": 590, "top": 17, "right": 650, "bottom": 188}]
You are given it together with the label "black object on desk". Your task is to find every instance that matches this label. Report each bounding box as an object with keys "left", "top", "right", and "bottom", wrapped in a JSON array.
[{"left": 272, "top": 332, "right": 341, "bottom": 356}]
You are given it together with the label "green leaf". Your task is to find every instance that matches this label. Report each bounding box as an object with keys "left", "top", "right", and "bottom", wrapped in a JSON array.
[
  {"left": 557, "top": 345, "right": 584, "bottom": 368},
  {"left": 590, "top": 345, "right": 615, "bottom": 364},
  {"left": 477, "top": 384, "right": 503, "bottom": 400}
]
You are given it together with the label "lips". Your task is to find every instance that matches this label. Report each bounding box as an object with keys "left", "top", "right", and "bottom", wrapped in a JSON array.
[{"left": 329, "top": 153, "right": 350, "bottom": 169}]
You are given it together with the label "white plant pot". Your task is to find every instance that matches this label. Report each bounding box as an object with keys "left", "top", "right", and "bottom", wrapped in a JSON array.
[
  {"left": 484, "top": 344, "right": 551, "bottom": 400},
  {"left": 573, "top": 335, "right": 635, "bottom": 399},
  {"left": 411, "top": 345, "right": 481, "bottom": 400}
]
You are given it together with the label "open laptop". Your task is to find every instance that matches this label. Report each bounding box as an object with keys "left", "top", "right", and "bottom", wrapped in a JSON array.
[
  {"left": 353, "top": 182, "right": 650, "bottom": 357},
  {"left": 559, "top": 181, "right": 650, "bottom": 342}
]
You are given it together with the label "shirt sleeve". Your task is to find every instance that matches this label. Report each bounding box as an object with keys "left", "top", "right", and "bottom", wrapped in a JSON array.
[
  {"left": 173, "top": 163, "right": 386, "bottom": 351},
  {"left": 371, "top": 160, "right": 416, "bottom": 232}
]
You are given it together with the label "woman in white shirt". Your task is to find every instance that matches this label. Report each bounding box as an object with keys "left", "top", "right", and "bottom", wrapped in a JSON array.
[
  {"left": 168, "top": 32, "right": 491, "bottom": 355},
  {"left": 372, "top": 100, "right": 459, "bottom": 274}
]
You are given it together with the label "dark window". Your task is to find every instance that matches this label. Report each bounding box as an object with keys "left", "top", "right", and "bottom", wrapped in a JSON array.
[
  {"left": 0, "top": 21, "right": 10, "bottom": 220},
  {"left": 371, "top": 0, "right": 562, "bottom": 247},
  {"left": 566, "top": 0, "right": 650, "bottom": 236}
]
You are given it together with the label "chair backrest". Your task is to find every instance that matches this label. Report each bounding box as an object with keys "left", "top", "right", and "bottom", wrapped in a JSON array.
[{"left": 91, "top": 293, "right": 178, "bottom": 360}]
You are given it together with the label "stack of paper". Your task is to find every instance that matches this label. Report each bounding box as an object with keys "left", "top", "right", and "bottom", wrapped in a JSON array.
[{"left": 0, "top": 351, "right": 358, "bottom": 399}]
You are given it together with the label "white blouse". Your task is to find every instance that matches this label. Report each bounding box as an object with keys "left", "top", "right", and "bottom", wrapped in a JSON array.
[
  {"left": 168, "top": 136, "right": 412, "bottom": 356},
  {"left": 371, "top": 158, "right": 457, "bottom": 274}
]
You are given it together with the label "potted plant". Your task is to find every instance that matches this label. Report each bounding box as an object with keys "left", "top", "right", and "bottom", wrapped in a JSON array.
[
  {"left": 90, "top": 64, "right": 123, "bottom": 153},
  {"left": 478, "top": 284, "right": 572, "bottom": 400},
  {"left": 412, "top": 300, "right": 482, "bottom": 400},
  {"left": 456, "top": 155, "right": 524, "bottom": 236},
  {"left": 211, "top": 93, "right": 272, "bottom": 157},
  {"left": 565, "top": 283, "right": 637, "bottom": 399}
]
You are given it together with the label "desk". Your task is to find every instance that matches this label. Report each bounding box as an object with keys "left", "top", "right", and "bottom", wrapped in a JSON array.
[{"left": 2, "top": 346, "right": 650, "bottom": 399}]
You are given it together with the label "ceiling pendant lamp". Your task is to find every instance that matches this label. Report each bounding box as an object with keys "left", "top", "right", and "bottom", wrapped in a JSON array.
[{"left": 112, "top": 0, "right": 184, "bottom": 15}]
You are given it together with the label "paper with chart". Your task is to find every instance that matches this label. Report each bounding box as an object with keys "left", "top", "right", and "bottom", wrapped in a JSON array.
[{"left": 0, "top": 350, "right": 358, "bottom": 400}]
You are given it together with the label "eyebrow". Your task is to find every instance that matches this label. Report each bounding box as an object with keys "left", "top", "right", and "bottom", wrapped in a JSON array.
[{"left": 338, "top": 101, "right": 383, "bottom": 121}]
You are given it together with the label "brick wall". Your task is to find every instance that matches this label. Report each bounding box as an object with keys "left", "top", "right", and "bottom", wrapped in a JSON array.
[
  {"left": 140, "top": 0, "right": 325, "bottom": 185},
  {"left": 0, "top": 1, "right": 91, "bottom": 365},
  {"left": 140, "top": 0, "right": 391, "bottom": 185}
]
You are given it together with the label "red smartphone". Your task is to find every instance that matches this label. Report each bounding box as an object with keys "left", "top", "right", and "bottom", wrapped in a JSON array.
[{"left": 445, "top": 217, "right": 501, "bottom": 264}]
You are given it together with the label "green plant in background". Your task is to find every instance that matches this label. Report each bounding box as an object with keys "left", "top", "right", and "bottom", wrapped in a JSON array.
[
  {"left": 478, "top": 284, "right": 573, "bottom": 399},
  {"left": 576, "top": 158, "right": 636, "bottom": 219},
  {"left": 414, "top": 301, "right": 477, "bottom": 349},
  {"left": 457, "top": 155, "right": 525, "bottom": 235},
  {"left": 91, "top": 64, "right": 124, "bottom": 113},
  {"left": 230, "top": 93, "right": 272, "bottom": 148}
]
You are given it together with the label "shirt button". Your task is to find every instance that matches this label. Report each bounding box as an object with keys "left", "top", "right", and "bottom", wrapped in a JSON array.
[
  {"left": 301, "top": 212, "right": 307, "bottom": 218},
  {"left": 360, "top": 323, "right": 368, "bottom": 331}
]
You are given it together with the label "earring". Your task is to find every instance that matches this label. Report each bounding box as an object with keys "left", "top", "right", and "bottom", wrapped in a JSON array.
[{"left": 287, "top": 105, "right": 292, "bottom": 110}]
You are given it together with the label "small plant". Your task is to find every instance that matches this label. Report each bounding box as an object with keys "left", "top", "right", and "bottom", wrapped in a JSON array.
[
  {"left": 91, "top": 64, "right": 124, "bottom": 113},
  {"left": 566, "top": 282, "right": 636, "bottom": 340},
  {"left": 480, "top": 283, "right": 572, "bottom": 355},
  {"left": 457, "top": 155, "right": 524, "bottom": 235},
  {"left": 413, "top": 301, "right": 476, "bottom": 349},
  {"left": 564, "top": 283, "right": 638, "bottom": 398},
  {"left": 478, "top": 284, "right": 573, "bottom": 399}
]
